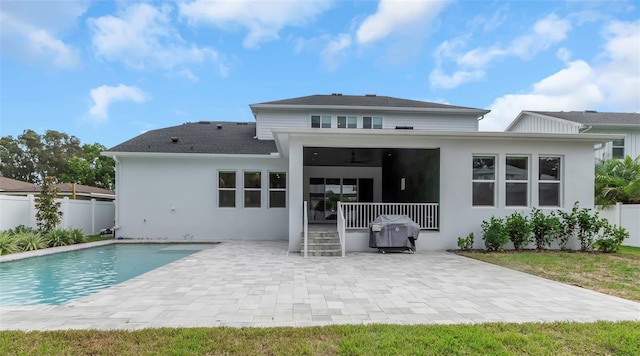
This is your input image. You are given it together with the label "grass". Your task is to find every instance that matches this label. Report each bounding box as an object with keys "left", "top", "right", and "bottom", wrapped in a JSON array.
[
  {"left": 458, "top": 245, "right": 640, "bottom": 302},
  {"left": 84, "top": 234, "right": 113, "bottom": 243},
  {"left": 1, "top": 321, "right": 639, "bottom": 355}
]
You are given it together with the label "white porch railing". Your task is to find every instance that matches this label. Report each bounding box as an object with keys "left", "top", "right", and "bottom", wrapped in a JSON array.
[
  {"left": 303, "top": 201, "right": 309, "bottom": 258},
  {"left": 337, "top": 201, "right": 346, "bottom": 257},
  {"left": 339, "top": 202, "right": 439, "bottom": 230}
]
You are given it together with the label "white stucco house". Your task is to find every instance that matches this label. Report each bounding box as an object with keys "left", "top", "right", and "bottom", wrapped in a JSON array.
[
  {"left": 505, "top": 111, "right": 640, "bottom": 160},
  {"left": 103, "top": 94, "right": 621, "bottom": 253}
]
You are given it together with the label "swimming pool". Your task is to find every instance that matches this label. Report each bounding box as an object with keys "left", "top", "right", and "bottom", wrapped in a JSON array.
[{"left": 0, "top": 243, "right": 214, "bottom": 306}]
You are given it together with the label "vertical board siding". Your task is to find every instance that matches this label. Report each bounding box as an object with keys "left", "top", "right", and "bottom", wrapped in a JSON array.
[{"left": 510, "top": 114, "right": 579, "bottom": 133}]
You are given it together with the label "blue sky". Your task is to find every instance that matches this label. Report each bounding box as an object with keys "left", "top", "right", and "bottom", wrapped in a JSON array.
[{"left": 1, "top": 0, "right": 639, "bottom": 148}]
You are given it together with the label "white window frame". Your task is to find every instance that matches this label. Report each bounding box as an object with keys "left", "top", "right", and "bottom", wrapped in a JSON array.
[
  {"left": 363, "top": 116, "right": 383, "bottom": 129},
  {"left": 243, "top": 170, "right": 262, "bottom": 208},
  {"left": 218, "top": 170, "right": 236, "bottom": 208},
  {"left": 268, "top": 172, "right": 286, "bottom": 208},
  {"left": 505, "top": 155, "right": 530, "bottom": 207},
  {"left": 538, "top": 156, "right": 562, "bottom": 207},
  {"left": 472, "top": 155, "right": 497, "bottom": 207},
  {"left": 337, "top": 115, "right": 357, "bottom": 129},
  {"left": 612, "top": 138, "right": 625, "bottom": 159}
]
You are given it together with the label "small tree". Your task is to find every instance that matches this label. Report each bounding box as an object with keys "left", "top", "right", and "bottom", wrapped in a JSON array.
[{"left": 35, "top": 176, "right": 62, "bottom": 234}]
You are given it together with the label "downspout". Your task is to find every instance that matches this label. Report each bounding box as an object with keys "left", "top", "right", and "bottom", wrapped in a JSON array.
[{"left": 112, "top": 155, "right": 121, "bottom": 233}]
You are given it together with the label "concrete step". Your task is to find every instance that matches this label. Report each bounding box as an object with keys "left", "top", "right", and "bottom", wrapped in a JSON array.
[
  {"left": 301, "top": 242, "right": 342, "bottom": 250},
  {"left": 301, "top": 231, "right": 339, "bottom": 238},
  {"left": 300, "top": 249, "right": 341, "bottom": 257}
]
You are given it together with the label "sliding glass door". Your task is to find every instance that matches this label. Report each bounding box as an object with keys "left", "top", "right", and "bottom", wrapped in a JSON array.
[{"left": 309, "top": 178, "right": 373, "bottom": 222}]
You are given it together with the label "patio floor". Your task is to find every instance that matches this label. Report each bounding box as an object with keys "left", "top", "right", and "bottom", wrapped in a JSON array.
[{"left": 0, "top": 240, "right": 638, "bottom": 330}]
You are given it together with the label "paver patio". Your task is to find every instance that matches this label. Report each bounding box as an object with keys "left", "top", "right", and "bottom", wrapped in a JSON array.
[{"left": 0, "top": 240, "right": 638, "bottom": 330}]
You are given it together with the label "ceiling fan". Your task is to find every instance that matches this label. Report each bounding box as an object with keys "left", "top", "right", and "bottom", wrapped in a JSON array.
[{"left": 344, "top": 149, "right": 372, "bottom": 164}]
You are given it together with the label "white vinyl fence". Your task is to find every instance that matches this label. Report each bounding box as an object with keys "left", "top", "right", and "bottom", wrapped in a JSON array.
[
  {"left": 598, "top": 203, "right": 640, "bottom": 248},
  {"left": 0, "top": 195, "right": 115, "bottom": 235}
]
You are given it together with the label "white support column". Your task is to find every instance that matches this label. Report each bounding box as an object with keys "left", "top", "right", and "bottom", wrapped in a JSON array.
[{"left": 288, "top": 140, "right": 304, "bottom": 252}]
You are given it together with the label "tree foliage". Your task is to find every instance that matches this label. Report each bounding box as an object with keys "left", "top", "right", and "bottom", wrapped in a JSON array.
[
  {"left": 0, "top": 130, "right": 114, "bottom": 189},
  {"left": 595, "top": 155, "right": 640, "bottom": 207},
  {"left": 35, "top": 176, "right": 63, "bottom": 234}
]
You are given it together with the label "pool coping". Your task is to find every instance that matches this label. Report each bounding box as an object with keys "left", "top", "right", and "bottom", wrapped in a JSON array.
[{"left": 0, "top": 240, "right": 221, "bottom": 263}]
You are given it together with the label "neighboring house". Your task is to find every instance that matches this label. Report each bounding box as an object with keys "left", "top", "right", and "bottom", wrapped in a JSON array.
[
  {"left": 0, "top": 177, "right": 115, "bottom": 201},
  {"left": 103, "top": 94, "right": 620, "bottom": 251},
  {"left": 505, "top": 111, "right": 640, "bottom": 160}
]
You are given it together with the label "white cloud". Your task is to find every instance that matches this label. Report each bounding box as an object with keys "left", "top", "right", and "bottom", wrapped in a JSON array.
[
  {"left": 556, "top": 48, "right": 572, "bottom": 62},
  {"left": 0, "top": 2, "right": 86, "bottom": 69},
  {"left": 320, "top": 33, "right": 352, "bottom": 71},
  {"left": 88, "top": 84, "right": 150, "bottom": 123},
  {"left": 429, "top": 68, "right": 485, "bottom": 89},
  {"left": 356, "top": 0, "right": 449, "bottom": 44},
  {"left": 431, "top": 14, "right": 572, "bottom": 89},
  {"left": 88, "top": 3, "right": 225, "bottom": 75},
  {"left": 481, "top": 20, "right": 639, "bottom": 131},
  {"left": 178, "top": 0, "right": 333, "bottom": 49}
]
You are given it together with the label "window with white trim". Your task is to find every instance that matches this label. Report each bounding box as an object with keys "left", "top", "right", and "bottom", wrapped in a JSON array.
[
  {"left": 311, "top": 115, "right": 331, "bottom": 128},
  {"left": 337, "top": 115, "right": 357, "bottom": 128},
  {"left": 505, "top": 156, "right": 529, "bottom": 207},
  {"left": 472, "top": 155, "right": 496, "bottom": 206},
  {"left": 612, "top": 139, "right": 625, "bottom": 159},
  {"left": 539, "top": 156, "right": 561, "bottom": 207},
  {"left": 269, "top": 172, "right": 286, "bottom": 208},
  {"left": 244, "top": 171, "right": 261, "bottom": 208},
  {"left": 218, "top": 171, "right": 236, "bottom": 208},
  {"left": 363, "top": 116, "right": 382, "bottom": 129}
]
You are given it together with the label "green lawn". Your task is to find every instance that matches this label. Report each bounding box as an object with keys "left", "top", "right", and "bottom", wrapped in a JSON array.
[
  {"left": 1, "top": 321, "right": 639, "bottom": 355},
  {"left": 458, "top": 246, "right": 640, "bottom": 302},
  {"left": 84, "top": 234, "right": 113, "bottom": 243}
]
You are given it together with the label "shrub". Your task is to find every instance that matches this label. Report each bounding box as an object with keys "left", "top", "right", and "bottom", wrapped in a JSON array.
[
  {"left": 15, "top": 232, "right": 47, "bottom": 251},
  {"left": 45, "top": 229, "right": 74, "bottom": 247},
  {"left": 556, "top": 202, "right": 580, "bottom": 250},
  {"left": 594, "top": 224, "right": 629, "bottom": 253},
  {"left": 576, "top": 208, "right": 607, "bottom": 251},
  {"left": 457, "top": 233, "right": 474, "bottom": 250},
  {"left": 530, "top": 209, "right": 563, "bottom": 250},
  {"left": 481, "top": 217, "right": 509, "bottom": 252},
  {"left": 505, "top": 211, "right": 532, "bottom": 250},
  {"left": 70, "top": 228, "right": 86, "bottom": 244},
  {"left": 0, "top": 231, "right": 19, "bottom": 255},
  {"left": 6, "top": 225, "right": 38, "bottom": 236}
]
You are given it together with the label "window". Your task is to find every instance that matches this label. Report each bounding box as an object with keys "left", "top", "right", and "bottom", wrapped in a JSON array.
[
  {"left": 472, "top": 156, "right": 495, "bottom": 206},
  {"left": 363, "top": 116, "right": 382, "bottom": 129},
  {"left": 218, "top": 171, "right": 236, "bottom": 207},
  {"left": 337, "top": 116, "right": 357, "bottom": 128},
  {"left": 505, "top": 156, "right": 529, "bottom": 206},
  {"left": 311, "top": 115, "right": 331, "bottom": 128},
  {"left": 244, "top": 171, "right": 261, "bottom": 208},
  {"left": 612, "top": 139, "right": 625, "bottom": 159},
  {"left": 269, "top": 172, "right": 286, "bottom": 208},
  {"left": 539, "top": 156, "right": 561, "bottom": 207}
]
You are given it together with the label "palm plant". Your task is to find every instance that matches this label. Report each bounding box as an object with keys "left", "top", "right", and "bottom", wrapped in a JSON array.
[
  {"left": 45, "top": 229, "right": 73, "bottom": 247},
  {"left": 0, "top": 232, "right": 19, "bottom": 255},
  {"left": 70, "top": 228, "right": 87, "bottom": 244},
  {"left": 15, "top": 232, "right": 47, "bottom": 251},
  {"left": 595, "top": 155, "right": 640, "bottom": 207}
]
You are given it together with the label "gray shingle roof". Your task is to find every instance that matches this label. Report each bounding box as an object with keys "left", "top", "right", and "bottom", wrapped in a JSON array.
[
  {"left": 531, "top": 111, "right": 640, "bottom": 126},
  {"left": 107, "top": 122, "right": 276, "bottom": 155},
  {"left": 252, "top": 94, "right": 485, "bottom": 110}
]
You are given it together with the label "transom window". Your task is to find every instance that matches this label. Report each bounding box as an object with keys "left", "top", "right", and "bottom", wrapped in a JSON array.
[
  {"left": 337, "top": 116, "right": 357, "bottom": 128},
  {"left": 612, "top": 139, "right": 625, "bottom": 159},
  {"left": 311, "top": 115, "right": 331, "bottom": 128},
  {"left": 539, "top": 156, "right": 561, "bottom": 207},
  {"left": 244, "top": 171, "right": 261, "bottom": 208},
  {"left": 505, "top": 156, "right": 529, "bottom": 207},
  {"left": 269, "top": 172, "right": 286, "bottom": 208},
  {"left": 218, "top": 171, "right": 236, "bottom": 208},
  {"left": 472, "top": 155, "right": 496, "bottom": 206},
  {"left": 363, "top": 116, "right": 382, "bottom": 129}
]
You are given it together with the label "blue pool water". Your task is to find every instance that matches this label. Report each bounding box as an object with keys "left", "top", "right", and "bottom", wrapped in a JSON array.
[{"left": 0, "top": 244, "right": 214, "bottom": 306}]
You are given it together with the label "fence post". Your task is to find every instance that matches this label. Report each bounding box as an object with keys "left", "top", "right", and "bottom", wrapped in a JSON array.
[
  {"left": 615, "top": 202, "right": 622, "bottom": 227},
  {"left": 28, "top": 194, "right": 36, "bottom": 229},
  {"left": 91, "top": 199, "right": 96, "bottom": 235},
  {"left": 61, "top": 197, "right": 69, "bottom": 229}
]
